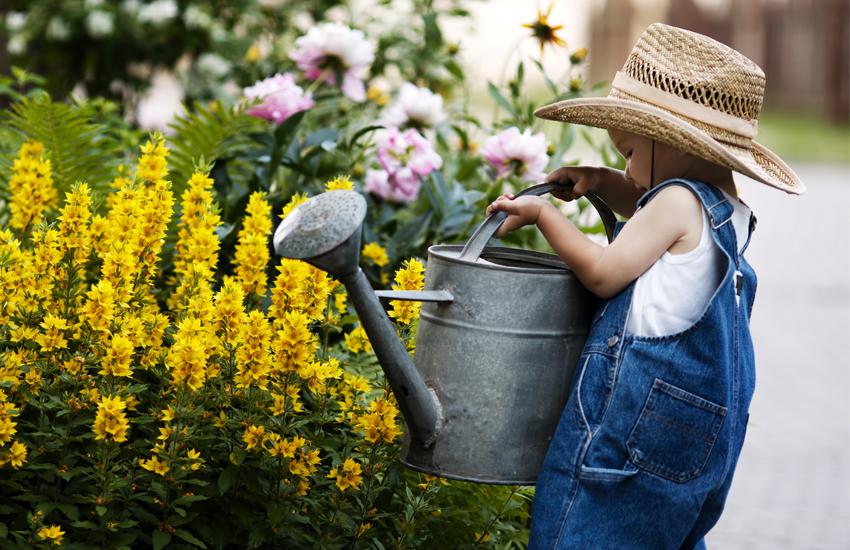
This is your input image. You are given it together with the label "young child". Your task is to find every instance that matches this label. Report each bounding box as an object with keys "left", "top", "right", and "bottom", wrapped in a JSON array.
[{"left": 486, "top": 23, "right": 804, "bottom": 549}]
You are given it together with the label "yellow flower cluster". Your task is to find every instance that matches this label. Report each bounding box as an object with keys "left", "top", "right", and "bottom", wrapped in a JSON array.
[
  {"left": 327, "top": 457, "right": 364, "bottom": 492},
  {"left": 0, "top": 402, "right": 26, "bottom": 469},
  {"left": 388, "top": 258, "right": 425, "bottom": 325},
  {"left": 8, "top": 140, "right": 57, "bottom": 232},
  {"left": 57, "top": 182, "right": 94, "bottom": 267},
  {"left": 37, "top": 524, "right": 65, "bottom": 545},
  {"left": 92, "top": 395, "right": 130, "bottom": 443},
  {"left": 361, "top": 242, "right": 389, "bottom": 267},
  {"left": 325, "top": 175, "right": 354, "bottom": 191},
  {"left": 233, "top": 192, "right": 272, "bottom": 296},
  {"left": 355, "top": 395, "right": 403, "bottom": 444},
  {"left": 344, "top": 325, "right": 371, "bottom": 354},
  {"left": 265, "top": 433, "right": 321, "bottom": 496}
]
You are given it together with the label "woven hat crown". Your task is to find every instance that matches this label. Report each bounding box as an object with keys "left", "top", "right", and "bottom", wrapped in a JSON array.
[{"left": 622, "top": 23, "right": 765, "bottom": 123}]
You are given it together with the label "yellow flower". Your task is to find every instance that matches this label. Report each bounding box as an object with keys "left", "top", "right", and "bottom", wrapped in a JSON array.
[
  {"left": 334, "top": 457, "right": 363, "bottom": 492},
  {"left": 242, "top": 425, "right": 268, "bottom": 450},
  {"left": 522, "top": 2, "right": 566, "bottom": 56},
  {"left": 389, "top": 258, "right": 425, "bottom": 325},
  {"left": 0, "top": 413, "right": 18, "bottom": 446},
  {"left": 345, "top": 325, "right": 371, "bottom": 354},
  {"left": 245, "top": 43, "right": 261, "bottom": 63},
  {"left": 475, "top": 532, "right": 491, "bottom": 543},
  {"left": 296, "top": 480, "right": 309, "bottom": 496},
  {"left": 280, "top": 193, "right": 308, "bottom": 219},
  {"left": 325, "top": 175, "right": 354, "bottom": 192},
  {"left": 357, "top": 522, "right": 372, "bottom": 537},
  {"left": 92, "top": 395, "right": 130, "bottom": 443},
  {"left": 187, "top": 448, "right": 202, "bottom": 470},
  {"left": 4, "top": 440, "right": 27, "bottom": 468},
  {"left": 140, "top": 456, "right": 170, "bottom": 476},
  {"left": 37, "top": 524, "right": 65, "bottom": 544},
  {"left": 8, "top": 140, "right": 57, "bottom": 231},
  {"left": 361, "top": 242, "right": 389, "bottom": 267}
]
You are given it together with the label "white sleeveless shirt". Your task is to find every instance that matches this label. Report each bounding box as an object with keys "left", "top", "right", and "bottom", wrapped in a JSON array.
[{"left": 626, "top": 189, "right": 752, "bottom": 337}]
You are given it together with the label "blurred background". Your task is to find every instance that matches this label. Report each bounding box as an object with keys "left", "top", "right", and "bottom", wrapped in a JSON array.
[{"left": 0, "top": 0, "right": 847, "bottom": 548}]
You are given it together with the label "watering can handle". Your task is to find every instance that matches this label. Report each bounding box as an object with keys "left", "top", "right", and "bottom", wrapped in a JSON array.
[{"left": 457, "top": 182, "right": 618, "bottom": 263}]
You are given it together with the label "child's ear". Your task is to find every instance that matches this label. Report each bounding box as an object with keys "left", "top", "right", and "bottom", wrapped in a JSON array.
[{"left": 676, "top": 148, "right": 688, "bottom": 157}]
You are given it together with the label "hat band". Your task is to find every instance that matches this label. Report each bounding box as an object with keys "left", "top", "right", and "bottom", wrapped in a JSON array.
[{"left": 611, "top": 72, "right": 758, "bottom": 139}]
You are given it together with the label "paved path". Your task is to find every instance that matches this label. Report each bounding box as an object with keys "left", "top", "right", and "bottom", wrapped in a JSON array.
[{"left": 705, "top": 162, "right": 850, "bottom": 550}]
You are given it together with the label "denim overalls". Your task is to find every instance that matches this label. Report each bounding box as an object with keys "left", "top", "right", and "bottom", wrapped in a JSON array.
[{"left": 529, "top": 179, "right": 757, "bottom": 550}]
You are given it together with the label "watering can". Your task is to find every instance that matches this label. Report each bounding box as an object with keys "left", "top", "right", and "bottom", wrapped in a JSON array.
[{"left": 273, "top": 182, "right": 616, "bottom": 485}]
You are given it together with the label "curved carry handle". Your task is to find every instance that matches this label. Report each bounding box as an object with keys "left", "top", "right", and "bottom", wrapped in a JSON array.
[{"left": 458, "top": 182, "right": 618, "bottom": 262}]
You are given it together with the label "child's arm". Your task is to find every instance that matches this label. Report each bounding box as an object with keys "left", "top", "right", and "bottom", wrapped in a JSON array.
[
  {"left": 486, "top": 186, "right": 703, "bottom": 298},
  {"left": 545, "top": 166, "right": 645, "bottom": 218}
]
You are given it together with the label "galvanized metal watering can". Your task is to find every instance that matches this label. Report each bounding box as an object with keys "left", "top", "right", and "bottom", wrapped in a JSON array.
[{"left": 273, "top": 183, "right": 616, "bottom": 485}]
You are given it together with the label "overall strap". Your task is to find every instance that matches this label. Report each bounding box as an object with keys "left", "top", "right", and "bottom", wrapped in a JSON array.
[{"left": 636, "top": 179, "right": 742, "bottom": 269}]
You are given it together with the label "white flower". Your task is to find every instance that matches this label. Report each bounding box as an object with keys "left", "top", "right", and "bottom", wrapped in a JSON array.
[
  {"left": 136, "top": 70, "right": 184, "bottom": 131},
  {"left": 289, "top": 23, "right": 375, "bottom": 102},
  {"left": 5, "top": 12, "right": 27, "bottom": 33},
  {"left": 196, "top": 53, "right": 231, "bottom": 80},
  {"left": 120, "top": 0, "right": 141, "bottom": 15},
  {"left": 86, "top": 11, "right": 114, "bottom": 38},
  {"left": 7, "top": 35, "right": 26, "bottom": 55},
  {"left": 138, "top": 0, "right": 178, "bottom": 26},
  {"left": 47, "top": 17, "right": 71, "bottom": 41},
  {"left": 381, "top": 83, "right": 446, "bottom": 128},
  {"left": 183, "top": 5, "right": 212, "bottom": 30}
]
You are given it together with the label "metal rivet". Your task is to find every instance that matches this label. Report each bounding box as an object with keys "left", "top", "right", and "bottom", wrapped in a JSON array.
[{"left": 607, "top": 335, "right": 619, "bottom": 348}]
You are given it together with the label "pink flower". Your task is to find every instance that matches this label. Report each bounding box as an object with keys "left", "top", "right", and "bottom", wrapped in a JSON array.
[
  {"left": 481, "top": 127, "right": 549, "bottom": 182},
  {"left": 243, "top": 73, "right": 314, "bottom": 124},
  {"left": 364, "top": 169, "right": 419, "bottom": 203},
  {"left": 365, "top": 128, "right": 442, "bottom": 203},
  {"left": 289, "top": 23, "right": 375, "bottom": 102}
]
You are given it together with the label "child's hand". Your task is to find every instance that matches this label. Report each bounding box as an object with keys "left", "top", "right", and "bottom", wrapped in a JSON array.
[
  {"left": 544, "top": 166, "right": 601, "bottom": 202},
  {"left": 486, "top": 194, "right": 547, "bottom": 238}
]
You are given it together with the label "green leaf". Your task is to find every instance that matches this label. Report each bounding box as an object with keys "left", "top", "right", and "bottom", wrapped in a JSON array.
[
  {"left": 56, "top": 503, "right": 79, "bottom": 521},
  {"left": 386, "top": 211, "right": 431, "bottom": 263},
  {"left": 96, "top": 505, "right": 107, "bottom": 516},
  {"left": 218, "top": 465, "right": 239, "bottom": 494},
  {"left": 445, "top": 58, "right": 464, "bottom": 81},
  {"left": 0, "top": 522, "right": 7, "bottom": 539},
  {"left": 174, "top": 529, "right": 207, "bottom": 548},
  {"left": 347, "top": 124, "right": 385, "bottom": 150},
  {"left": 152, "top": 529, "right": 172, "bottom": 550},
  {"left": 488, "top": 82, "right": 516, "bottom": 117}
]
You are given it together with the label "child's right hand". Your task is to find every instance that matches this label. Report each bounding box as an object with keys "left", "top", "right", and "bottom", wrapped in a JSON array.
[
  {"left": 544, "top": 166, "right": 601, "bottom": 202},
  {"left": 486, "top": 194, "right": 548, "bottom": 238}
]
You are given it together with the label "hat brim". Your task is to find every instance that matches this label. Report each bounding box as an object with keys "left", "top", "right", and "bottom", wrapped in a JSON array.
[{"left": 534, "top": 98, "right": 805, "bottom": 195}]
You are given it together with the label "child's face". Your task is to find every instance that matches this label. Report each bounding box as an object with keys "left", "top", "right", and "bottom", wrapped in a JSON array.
[{"left": 607, "top": 128, "right": 683, "bottom": 191}]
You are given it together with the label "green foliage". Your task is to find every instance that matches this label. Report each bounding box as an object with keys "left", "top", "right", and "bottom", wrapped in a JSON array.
[{"left": 2, "top": 93, "right": 120, "bottom": 199}]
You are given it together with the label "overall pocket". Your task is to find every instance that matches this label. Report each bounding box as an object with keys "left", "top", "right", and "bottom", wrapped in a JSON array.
[{"left": 627, "top": 379, "right": 727, "bottom": 483}]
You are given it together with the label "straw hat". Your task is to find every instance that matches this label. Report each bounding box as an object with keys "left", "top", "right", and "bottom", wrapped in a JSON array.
[{"left": 534, "top": 23, "right": 805, "bottom": 194}]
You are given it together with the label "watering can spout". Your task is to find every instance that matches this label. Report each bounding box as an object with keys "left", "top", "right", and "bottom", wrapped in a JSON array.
[{"left": 273, "top": 191, "right": 442, "bottom": 447}]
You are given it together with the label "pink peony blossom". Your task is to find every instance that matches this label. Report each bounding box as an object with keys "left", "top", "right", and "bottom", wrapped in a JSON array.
[
  {"left": 380, "top": 83, "right": 446, "bottom": 128},
  {"left": 364, "top": 169, "right": 420, "bottom": 203},
  {"left": 364, "top": 128, "right": 442, "bottom": 203},
  {"left": 481, "top": 127, "right": 549, "bottom": 182},
  {"left": 243, "top": 73, "right": 314, "bottom": 124},
  {"left": 289, "top": 23, "right": 375, "bottom": 102}
]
